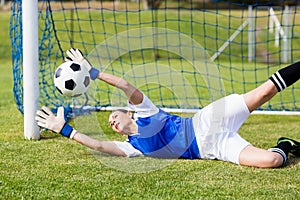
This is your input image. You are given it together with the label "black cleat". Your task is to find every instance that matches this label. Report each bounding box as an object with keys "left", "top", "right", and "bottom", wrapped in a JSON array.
[{"left": 277, "top": 137, "right": 300, "bottom": 157}]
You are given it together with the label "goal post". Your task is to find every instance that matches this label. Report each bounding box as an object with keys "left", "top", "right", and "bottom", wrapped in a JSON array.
[{"left": 22, "top": 0, "right": 40, "bottom": 139}]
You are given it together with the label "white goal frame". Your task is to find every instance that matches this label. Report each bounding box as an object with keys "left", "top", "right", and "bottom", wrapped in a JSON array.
[{"left": 23, "top": 0, "right": 40, "bottom": 139}]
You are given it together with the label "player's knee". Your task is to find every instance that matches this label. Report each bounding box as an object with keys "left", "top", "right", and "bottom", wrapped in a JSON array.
[{"left": 264, "top": 153, "right": 284, "bottom": 168}]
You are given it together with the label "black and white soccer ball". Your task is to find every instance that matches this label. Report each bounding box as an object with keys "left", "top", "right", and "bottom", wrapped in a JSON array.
[{"left": 54, "top": 61, "right": 90, "bottom": 97}]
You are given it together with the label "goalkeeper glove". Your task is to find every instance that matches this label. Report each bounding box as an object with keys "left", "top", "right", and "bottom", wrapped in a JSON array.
[
  {"left": 65, "top": 48, "right": 99, "bottom": 80},
  {"left": 35, "top": 106, "right": 77, "bottom": 139}
]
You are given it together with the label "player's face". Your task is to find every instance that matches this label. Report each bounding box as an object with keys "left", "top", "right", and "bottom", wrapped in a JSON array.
[{"left": 108, "top": 111, "right": 136, "bottom": 135}]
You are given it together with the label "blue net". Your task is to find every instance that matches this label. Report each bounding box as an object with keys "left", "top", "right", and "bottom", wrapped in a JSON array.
[{"left": 10, "top": 0, "right": 300, "bottom": 115}]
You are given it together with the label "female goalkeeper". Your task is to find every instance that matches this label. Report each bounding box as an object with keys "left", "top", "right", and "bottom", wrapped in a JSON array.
[{"left": 35, "top": 48, "right": 300, "bottom": 168}]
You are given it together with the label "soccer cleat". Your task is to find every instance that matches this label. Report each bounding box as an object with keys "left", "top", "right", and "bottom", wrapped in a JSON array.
[{"left": 277, "top": 137, "right": 300, "bottom": 157}]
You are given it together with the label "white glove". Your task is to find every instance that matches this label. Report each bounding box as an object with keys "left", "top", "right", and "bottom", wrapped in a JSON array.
[
  {"left": 35, "top": 106, "right": 76, "bottom": 138},
  {"left": 65, "top": 48, "right": 93, "bottom": 71},
  {"left": 65, "top": 48, "right": 100, "bottom": 80}
]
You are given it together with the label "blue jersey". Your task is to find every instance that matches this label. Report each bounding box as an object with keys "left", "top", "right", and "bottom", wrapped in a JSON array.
[{"left": 127, "top": 109, "right": 200, "bottom": 159}]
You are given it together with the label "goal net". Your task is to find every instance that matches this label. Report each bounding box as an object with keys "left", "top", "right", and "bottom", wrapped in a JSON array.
[{"left": 10, "top": 0, "right": 300, "bottom": 117}]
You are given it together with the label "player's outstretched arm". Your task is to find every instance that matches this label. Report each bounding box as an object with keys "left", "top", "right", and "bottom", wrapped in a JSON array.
[
  {"left": 35, "top": 106, "right": 126, "bottom": 157},
  {"left": 98, "top": 72, "right": 143, "bottom": 105},
  {"left": 72, "top": 132, "right": 126, "bottom": 156},
  {"left": 65, "top": 48, "right": 143, "bottom": 105}
]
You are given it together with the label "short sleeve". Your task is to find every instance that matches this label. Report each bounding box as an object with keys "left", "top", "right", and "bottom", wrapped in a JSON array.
[
  {"left": 127, "top": 94, "right": 159, "bottom": 118},
  {"left": 113, "top": 141, "right": 143, "bottom": 157}
]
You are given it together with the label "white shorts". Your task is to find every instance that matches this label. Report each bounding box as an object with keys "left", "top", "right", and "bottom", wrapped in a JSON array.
[{"left": 192, "top": 94, "right": 251, "bottom": 164}]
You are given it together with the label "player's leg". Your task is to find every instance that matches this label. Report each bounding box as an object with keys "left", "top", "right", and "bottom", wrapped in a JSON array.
[
  {"left": 239, "top": 137, "right": 300, "bottom": 168},
  {"left": 243, "top": 80, "right": 277, "bottom": 113},
  {"left": 239, "top": 145, "right": 284, "bottom": 168},
  {"left": 244, "top": 61, "right": 300, "bottom": 113}
]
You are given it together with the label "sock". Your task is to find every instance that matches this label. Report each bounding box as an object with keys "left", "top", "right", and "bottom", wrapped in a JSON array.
[
  {"left": 268, "top": 141, "right": 292, "bottom": 165},
  {"left": 269, "top": 61, "right": 300, "bottom": 92}
]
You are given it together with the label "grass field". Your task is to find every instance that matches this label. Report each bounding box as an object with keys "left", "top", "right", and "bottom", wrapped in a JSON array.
[{"left": 2, "top": 5, "right": 300, "bottom": 200}]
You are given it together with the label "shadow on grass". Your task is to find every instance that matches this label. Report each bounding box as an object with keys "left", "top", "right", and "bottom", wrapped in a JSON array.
[
  {"left": 286, "top": 156, "right": 300, "bottom": 167},
  {"left": 40, "top": 132, "right": 60, "bottom": 140}
]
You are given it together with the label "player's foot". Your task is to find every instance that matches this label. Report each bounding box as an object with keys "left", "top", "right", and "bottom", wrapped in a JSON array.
[{"left": 277, "top": 137, "right": 300, "bottom": 157}]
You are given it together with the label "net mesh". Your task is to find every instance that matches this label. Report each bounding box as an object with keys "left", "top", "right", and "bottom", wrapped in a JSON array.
[{"left": 10, "top": 0, "right": 300, "bottom": 115}]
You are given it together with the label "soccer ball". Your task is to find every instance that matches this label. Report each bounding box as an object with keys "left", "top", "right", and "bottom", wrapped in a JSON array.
[{"left": 54, "top": 61, "right": 90, "bottom": 97}]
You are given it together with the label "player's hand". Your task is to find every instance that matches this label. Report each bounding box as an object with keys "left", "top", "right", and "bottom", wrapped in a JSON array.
[
  {"left": 65, "top": 48, "right": 92, "bottom": 71},
  {"left": 35, "top": 106, "right": 76, "bottom": 138},
  {"left": 65, "top": 48, "right": 99, "bottom": 80}
]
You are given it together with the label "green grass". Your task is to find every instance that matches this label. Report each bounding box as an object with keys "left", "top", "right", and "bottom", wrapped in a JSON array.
[{"left": 2, "top": 6, "right": 300, "bottom": 200}]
